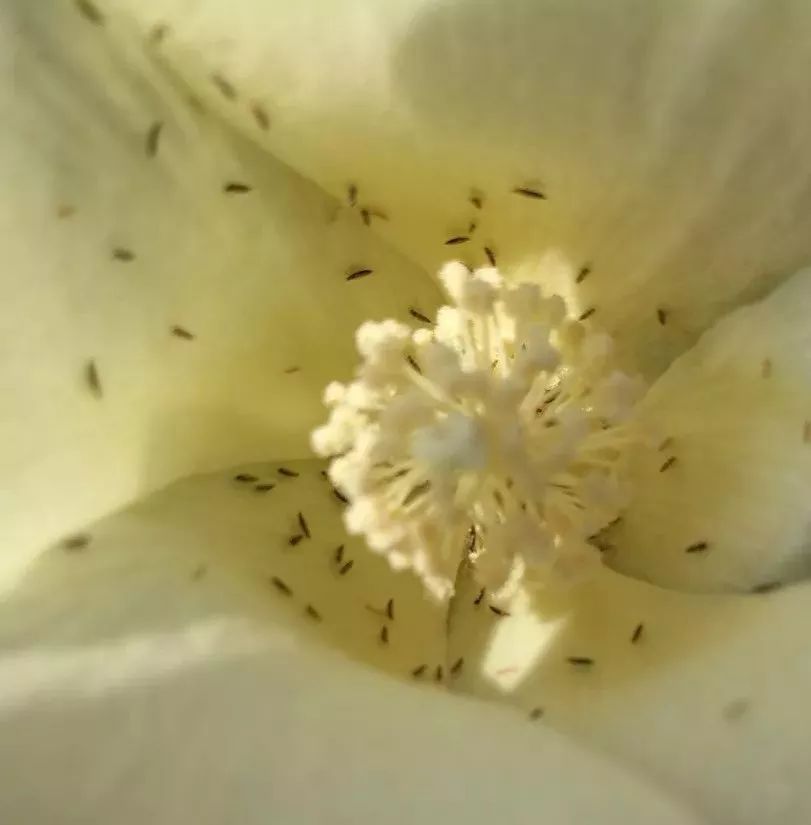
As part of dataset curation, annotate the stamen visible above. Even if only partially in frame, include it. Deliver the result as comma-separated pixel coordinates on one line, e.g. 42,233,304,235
312,262,648,600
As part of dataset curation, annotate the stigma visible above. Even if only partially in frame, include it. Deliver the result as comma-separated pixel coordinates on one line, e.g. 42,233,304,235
312,262,647,601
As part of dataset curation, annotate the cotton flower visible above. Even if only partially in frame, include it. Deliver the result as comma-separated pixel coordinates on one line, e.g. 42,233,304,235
4,2,811,824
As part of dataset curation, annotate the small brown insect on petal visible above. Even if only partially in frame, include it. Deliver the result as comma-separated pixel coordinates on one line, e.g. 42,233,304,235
409,308,432,324
254,483,275,493
171,325,195,340
334,545,345,564
473,588,485,606
149,23,169,45
488,605,510,617
402,481,431,507
85,359,103,398
752,581,782,594
297,512,311,539
346,268,373,281
685,541,709,554
211,73,237,100
288,535,304,547
450,657,464,677
434,665,444,682
406,355,422,374
359,206,389,226
305,604,322,622
347,184,358,206
75,0,104,24
512,186,546,200
379,625,389,645
112,247,135,262
339,560,354,576
62,534,91,552
284,366,301,375
576,265,591,284
567,656,594,667
578,307,596,321
224,182,252,194
234,473,258,483
657,308,668,326
484,246,497,267
467,221,478,235
250,102,271,131
145,122,163,158
723,698,751,722
528,707,544,721
270,576,292,596
470,192,484,210
659,456,677,473
332,486,349,504
631,623,644,644
411,664,427,678
385,598,395,621
278,467,300,478
445,235,470,246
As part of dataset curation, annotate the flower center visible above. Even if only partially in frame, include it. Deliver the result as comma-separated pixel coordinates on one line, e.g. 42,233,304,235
312,262,647,601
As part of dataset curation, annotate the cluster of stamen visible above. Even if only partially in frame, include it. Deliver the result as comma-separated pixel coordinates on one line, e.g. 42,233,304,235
312,262,646,601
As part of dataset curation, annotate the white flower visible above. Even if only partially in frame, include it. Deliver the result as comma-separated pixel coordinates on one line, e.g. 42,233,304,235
3,1,811,823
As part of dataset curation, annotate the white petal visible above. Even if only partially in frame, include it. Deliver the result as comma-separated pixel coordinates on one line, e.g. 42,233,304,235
116,0,811,376
608,264,811,593
449,565,811,825
1,460,448,695
0,463,697,825
1,1,440,580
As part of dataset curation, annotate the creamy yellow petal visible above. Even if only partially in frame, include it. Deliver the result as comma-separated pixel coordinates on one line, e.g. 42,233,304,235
1,1,439,580
116,0,811,375
449,565,811,825
0,466,697,825
608,265,811,593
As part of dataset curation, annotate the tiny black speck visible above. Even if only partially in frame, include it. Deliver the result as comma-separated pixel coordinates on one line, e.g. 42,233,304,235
409,308,432,324
567,656,594,667
512,186,546,200
62,534,91,552
75,0,104,24
270,576,292,596
145,122,163,158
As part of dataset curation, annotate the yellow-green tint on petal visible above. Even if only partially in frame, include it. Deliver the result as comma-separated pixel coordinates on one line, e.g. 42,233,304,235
116,0,811,378
1,461,448,682
1,1,440,582
448,566,811,825
608,265,811,593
